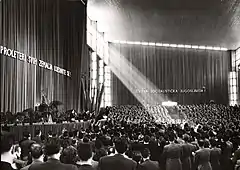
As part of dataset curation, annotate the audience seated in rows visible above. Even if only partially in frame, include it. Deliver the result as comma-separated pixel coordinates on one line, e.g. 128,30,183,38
1,104,240,170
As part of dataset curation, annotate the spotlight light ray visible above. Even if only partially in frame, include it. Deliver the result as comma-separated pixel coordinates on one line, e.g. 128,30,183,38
91,28,175,122
109,48,165,104
108,45,175,123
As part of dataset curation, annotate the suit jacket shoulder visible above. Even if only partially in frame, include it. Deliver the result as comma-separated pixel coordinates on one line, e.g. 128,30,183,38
29,159,78,170
99,154,137,170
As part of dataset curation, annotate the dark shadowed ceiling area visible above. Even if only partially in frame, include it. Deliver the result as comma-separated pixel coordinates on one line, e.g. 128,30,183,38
87,0,240,49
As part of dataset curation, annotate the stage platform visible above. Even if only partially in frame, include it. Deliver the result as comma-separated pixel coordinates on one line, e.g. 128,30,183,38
1,121,90,141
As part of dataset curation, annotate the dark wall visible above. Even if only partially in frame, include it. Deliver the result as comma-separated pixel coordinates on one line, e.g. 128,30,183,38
110,43,230,105
0,0,89,113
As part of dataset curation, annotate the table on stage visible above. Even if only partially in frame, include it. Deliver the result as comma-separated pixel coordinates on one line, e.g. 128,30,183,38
1,121,90,141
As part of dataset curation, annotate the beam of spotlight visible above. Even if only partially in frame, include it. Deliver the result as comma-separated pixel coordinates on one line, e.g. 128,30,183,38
108,45,174,123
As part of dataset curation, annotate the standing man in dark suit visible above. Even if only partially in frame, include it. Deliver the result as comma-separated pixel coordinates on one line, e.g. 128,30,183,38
0,131,15,170
139,148,160,170
210,139,221,170
162,133,183,170
181,134,195,170
194,140,212,170
19,132,36,161
221,136,233,170
32,130,42,144
21,143,44,170
98,137,137,170
76,142,96,170
29,138,78,170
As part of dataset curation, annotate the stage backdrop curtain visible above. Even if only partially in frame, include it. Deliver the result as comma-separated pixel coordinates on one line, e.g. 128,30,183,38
110,43,230,105
0,0,89,113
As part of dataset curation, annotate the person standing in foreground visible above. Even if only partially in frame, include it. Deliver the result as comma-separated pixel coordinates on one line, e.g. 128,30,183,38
139,148,160,170
209,139,221,170
29,138,78,170
181,134,195,170
98,137,137,170
0,131,15,170
76,142,96,170
162,133,183,170
194,140,212,170
21,143,44,170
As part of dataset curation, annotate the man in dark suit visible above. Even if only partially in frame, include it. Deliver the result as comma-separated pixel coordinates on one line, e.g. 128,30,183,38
32,130,42,144
220,136,233,170
19,131,36,161
130,135,144,152
194,140,212,170
233,145,240,168
98,137,137,170
181,134,195,170
162,132,183,170
139,148,160,170
29,138,78,170
76,142,96,170
210,139,221,170
0,131,15,170
21,143,43,170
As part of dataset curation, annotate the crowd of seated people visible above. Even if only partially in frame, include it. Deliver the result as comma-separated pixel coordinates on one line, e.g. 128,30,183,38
1,110,240,170
108,104,240,127
1,103,240,170
108,105,155,124
108,105,177,124
178,104,240,127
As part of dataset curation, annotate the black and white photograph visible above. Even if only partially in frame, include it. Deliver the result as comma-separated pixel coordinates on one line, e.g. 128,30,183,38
1,0,240,170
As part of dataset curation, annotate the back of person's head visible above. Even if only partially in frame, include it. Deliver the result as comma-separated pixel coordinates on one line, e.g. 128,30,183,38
63,131,69,138
78,132,84,139
86,129,91,134
44,138,61,156
1,131,14,154
69,131,74,138
60,146,77,164
144,135,150,143
48,131,53,137
90,133,96,140
198,140,205,147
77,142,92,161
95,139,103,150
35,129,41,136
133,135,138,141
168,132,176,142
23,131,31,139
177,130,183,138
114,137,128,154
83,137,90,143
73,130,78,137
183,134,190,142
141,148,150,159
30,143,43,159
204,139,210,148
210,139,218,147
223,135,229,142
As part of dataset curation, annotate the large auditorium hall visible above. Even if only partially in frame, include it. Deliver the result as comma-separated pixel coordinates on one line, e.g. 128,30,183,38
1,0,240,170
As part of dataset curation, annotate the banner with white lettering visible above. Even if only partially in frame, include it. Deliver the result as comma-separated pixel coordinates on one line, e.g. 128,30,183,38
0,45,71,77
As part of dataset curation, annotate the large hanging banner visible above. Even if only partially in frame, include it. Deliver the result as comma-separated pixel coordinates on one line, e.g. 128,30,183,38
0,45,71,77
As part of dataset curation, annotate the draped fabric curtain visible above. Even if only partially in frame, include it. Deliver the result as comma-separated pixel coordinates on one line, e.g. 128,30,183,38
0,0,89,113
110,43,230,105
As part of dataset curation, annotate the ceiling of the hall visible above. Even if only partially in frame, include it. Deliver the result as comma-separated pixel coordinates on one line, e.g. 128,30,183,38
87,0,240,49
